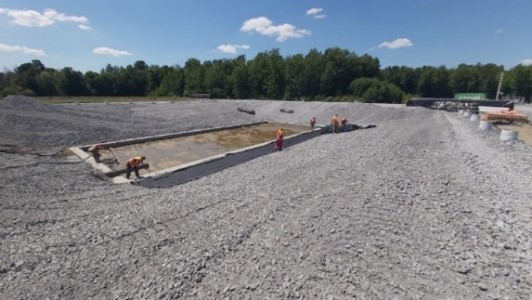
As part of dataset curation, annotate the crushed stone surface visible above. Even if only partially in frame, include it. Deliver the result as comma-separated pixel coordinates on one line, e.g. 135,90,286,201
1,96,531,299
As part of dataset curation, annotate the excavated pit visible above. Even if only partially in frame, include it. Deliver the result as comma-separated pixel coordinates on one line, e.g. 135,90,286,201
72,121,316,187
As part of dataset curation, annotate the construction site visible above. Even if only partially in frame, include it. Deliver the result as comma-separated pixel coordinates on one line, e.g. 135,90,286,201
1,96,531,299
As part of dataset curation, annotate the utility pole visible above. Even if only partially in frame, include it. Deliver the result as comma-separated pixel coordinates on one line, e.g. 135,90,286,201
496,72,504,100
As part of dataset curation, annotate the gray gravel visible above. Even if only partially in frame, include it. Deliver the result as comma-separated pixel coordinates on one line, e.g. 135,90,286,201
1,96,531,299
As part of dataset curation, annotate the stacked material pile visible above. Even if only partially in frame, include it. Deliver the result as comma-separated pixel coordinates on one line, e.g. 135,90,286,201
481,111,529,123
430,101,459,111
468,103,479,114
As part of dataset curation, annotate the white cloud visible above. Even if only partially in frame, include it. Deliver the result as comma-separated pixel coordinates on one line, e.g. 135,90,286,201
378,38,413,49
217,44,250,54
0,7,90,29
519,59,532,66
307,7,326,19
495,29,503,34
0,42,45,56
78,24,91,30
241,16,311,42
92,47,133,57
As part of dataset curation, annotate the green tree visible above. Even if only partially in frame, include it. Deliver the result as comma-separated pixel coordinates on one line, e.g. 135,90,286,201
510,64,532,102
450,64,479,94
204,59,235,98
478,64,504,99
265,49,285,99
0,70,15,95
248,52,270,98
126,60,149,96
86,70,115,96
358,54,381,78
284,54,305,100
417,66,451,98
14,60,45,95
146,65,175,96
349,77,403,103
36,70,59,96
156,67,184,96
231,56,250,99
381,66,417,95
302,48,324,99
321,48,349,97
183,58,204,96
58,67,88,96
319,47,364,98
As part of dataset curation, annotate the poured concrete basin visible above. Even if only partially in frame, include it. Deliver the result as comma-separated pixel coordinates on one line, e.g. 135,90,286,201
108,122,308,173
69,121,318,185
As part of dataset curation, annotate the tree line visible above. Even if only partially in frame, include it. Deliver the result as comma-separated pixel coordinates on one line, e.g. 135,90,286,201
1,47,531,103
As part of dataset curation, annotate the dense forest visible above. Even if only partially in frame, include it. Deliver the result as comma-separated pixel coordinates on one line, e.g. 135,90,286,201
1,47,531,103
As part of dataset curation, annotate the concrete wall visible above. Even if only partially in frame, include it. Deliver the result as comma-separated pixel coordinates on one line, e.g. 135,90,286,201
135,130,321,188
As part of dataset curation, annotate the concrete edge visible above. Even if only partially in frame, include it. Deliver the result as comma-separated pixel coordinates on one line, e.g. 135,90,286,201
78,121,268,150
69,146,113,173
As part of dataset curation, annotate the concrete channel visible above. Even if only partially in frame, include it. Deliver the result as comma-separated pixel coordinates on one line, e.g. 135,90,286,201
70,122,319,187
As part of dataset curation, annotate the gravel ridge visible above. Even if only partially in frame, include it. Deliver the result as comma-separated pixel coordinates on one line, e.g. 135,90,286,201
0,96,531,299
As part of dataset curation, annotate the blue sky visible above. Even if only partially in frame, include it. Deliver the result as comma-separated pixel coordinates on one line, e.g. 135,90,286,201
1,0,531,73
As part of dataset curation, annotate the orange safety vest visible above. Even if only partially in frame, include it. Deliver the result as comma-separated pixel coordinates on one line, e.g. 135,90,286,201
127,157,144,167
276,129,284,139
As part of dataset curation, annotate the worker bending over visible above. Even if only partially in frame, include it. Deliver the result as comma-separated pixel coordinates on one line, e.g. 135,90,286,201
340,117,348,131
88,144,103,162
126,156,146,179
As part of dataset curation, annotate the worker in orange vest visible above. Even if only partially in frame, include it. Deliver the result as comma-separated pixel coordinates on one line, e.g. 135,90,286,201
340,117,348,132
88,144,103,162
126,156,146,179
310,117,316,131
331,114,340,133
274,128,284,151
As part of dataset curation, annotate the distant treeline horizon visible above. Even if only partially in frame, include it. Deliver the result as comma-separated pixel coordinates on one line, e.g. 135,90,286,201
1,47,531,103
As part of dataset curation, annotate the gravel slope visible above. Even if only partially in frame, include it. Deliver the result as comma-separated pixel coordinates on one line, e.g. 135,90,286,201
1,96,531,299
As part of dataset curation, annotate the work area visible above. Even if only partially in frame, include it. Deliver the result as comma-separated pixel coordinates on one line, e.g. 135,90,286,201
1,96,531,299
